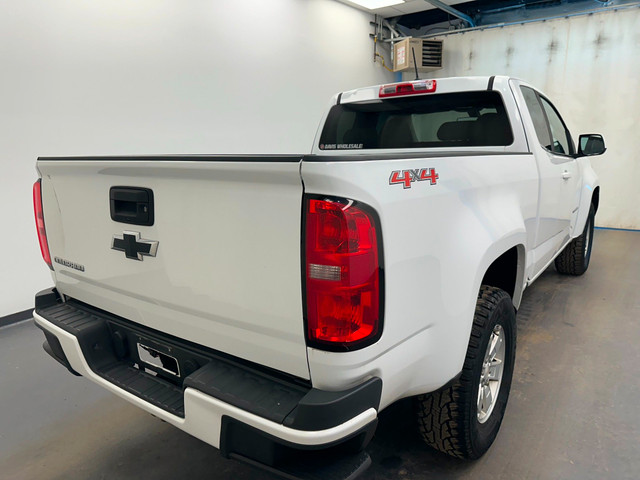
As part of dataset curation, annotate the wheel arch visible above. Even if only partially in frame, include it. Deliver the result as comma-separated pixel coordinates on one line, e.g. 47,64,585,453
592,186,600,213
574,162,600,236
479,243,526,310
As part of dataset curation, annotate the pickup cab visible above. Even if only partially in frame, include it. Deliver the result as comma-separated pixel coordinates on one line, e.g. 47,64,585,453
32,76,605,477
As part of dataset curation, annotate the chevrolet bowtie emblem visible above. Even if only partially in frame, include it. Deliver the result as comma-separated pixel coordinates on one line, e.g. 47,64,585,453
112,231,159,261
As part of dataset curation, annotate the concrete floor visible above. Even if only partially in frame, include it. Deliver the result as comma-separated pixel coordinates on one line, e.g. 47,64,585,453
1,229,639,480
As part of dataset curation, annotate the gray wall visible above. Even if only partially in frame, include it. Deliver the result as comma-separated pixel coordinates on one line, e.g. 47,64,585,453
0,0,394,316
411,8,640,230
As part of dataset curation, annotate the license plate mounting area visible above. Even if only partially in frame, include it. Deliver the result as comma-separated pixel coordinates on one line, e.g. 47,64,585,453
136,341,181,378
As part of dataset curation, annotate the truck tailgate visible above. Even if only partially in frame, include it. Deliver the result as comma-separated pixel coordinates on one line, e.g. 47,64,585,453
37,157,310,380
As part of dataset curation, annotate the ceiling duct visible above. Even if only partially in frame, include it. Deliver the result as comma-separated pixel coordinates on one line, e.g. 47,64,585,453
422,0,477,27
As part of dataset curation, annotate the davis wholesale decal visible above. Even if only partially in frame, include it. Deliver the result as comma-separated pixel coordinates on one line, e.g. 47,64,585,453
320,143,364,150
389,168,439,189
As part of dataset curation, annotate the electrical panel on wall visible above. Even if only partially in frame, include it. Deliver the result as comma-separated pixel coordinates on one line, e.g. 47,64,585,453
393,38,443,72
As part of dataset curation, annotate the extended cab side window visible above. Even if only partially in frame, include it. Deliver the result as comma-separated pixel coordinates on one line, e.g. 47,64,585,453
520,86,552,149
539,97,574,156
521,86,574,156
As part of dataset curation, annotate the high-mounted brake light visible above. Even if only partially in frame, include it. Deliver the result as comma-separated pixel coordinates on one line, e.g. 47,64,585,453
33,179,53,269
379,79,437,98
304,196,383,350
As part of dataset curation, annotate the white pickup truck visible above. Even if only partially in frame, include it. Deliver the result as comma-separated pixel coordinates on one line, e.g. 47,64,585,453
32,76,605,478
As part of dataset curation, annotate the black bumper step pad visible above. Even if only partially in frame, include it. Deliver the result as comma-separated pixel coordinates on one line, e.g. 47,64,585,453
101,363,185,417
184,361,307,424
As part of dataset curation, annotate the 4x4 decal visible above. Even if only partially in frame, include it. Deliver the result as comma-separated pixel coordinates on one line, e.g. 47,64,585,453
389,168,439,189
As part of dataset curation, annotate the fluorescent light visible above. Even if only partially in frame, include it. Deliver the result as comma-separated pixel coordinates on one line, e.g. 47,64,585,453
348,0,405,9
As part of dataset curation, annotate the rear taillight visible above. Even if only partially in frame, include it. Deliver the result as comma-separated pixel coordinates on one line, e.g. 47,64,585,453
304,196,383,350
33,179,53,269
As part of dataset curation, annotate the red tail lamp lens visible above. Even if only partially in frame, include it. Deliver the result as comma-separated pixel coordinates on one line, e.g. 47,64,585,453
33,179,53,269
305,197,382,349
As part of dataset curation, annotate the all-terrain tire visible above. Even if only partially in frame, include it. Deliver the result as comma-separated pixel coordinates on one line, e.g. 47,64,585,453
415,286,517,459
555,204,595,276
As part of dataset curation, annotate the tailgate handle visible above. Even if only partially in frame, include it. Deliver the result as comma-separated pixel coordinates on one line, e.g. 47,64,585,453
110,187,154,226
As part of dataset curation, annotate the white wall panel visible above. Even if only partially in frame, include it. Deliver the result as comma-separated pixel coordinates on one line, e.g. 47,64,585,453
412,8,640,229
0,0,393,316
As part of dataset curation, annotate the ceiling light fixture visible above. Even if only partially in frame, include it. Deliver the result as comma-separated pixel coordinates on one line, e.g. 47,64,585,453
348,0,405,10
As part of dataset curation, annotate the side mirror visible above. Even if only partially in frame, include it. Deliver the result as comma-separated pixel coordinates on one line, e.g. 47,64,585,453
576,134,606,158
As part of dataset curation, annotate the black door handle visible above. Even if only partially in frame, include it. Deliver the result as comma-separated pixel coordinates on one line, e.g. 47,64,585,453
110,187,154,226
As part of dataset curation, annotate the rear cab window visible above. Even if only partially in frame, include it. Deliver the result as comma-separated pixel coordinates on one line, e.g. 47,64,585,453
319,91,514,151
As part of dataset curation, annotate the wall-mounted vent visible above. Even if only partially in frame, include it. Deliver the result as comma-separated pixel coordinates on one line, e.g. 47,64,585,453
393,38,443,72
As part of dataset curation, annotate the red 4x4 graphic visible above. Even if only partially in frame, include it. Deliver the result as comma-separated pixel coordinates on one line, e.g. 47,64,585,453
389,168,439,189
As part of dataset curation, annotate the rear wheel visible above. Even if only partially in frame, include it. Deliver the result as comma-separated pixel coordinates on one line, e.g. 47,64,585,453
415,286,516,459
555,204,595,276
